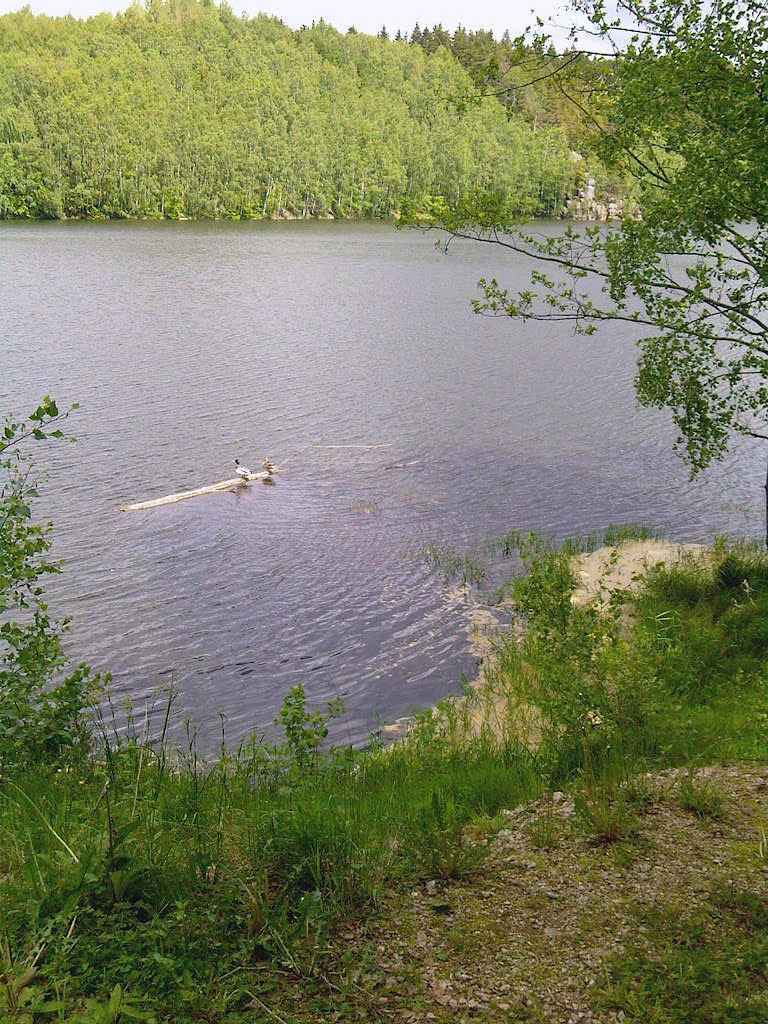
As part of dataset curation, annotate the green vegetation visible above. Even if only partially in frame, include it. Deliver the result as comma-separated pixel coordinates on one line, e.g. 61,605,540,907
0,692,540,1020
3,410,768,1019
677,769,726,820
3,1,767,1016
0,2,581,221
0,397,100,771
493,533,768,779
597,886,768,1023
406,22,595,140
422,523,659,598
432,0,768,523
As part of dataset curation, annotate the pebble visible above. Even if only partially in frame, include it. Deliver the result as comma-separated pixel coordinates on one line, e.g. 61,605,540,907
362,765,767,1024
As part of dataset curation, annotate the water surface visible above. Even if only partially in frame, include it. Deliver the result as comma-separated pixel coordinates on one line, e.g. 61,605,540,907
1,221,762,743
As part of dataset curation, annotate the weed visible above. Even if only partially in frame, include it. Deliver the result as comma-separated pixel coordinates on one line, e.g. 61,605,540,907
574,787,639,845
621,772,658,813
0,936,40,1017
678,771,726,819
409,790,487,880
595,885,768,1023
275,682,346,771
6,525,768,1020
574,742,641,845
421,542,487,586
526,797,561,849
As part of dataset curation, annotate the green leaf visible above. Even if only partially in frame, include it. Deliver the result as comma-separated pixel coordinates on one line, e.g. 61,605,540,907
119,1007,153,1021
115,819,141,846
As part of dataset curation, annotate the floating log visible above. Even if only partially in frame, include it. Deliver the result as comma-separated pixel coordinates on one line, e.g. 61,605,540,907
384,459,422,470
120,471,273,512
309,443,391,450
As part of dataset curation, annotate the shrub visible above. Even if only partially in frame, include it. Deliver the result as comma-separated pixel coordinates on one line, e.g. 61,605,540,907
0,399,101,769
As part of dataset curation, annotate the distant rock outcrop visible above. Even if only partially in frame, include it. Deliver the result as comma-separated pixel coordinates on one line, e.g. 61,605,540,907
563,154,634,221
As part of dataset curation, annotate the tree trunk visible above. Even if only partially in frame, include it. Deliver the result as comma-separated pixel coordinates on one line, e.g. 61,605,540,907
764,456,768,549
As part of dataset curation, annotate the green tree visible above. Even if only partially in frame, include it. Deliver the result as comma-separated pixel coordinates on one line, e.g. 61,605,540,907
0,398,100,766
0,1,580,221
435,0,768,536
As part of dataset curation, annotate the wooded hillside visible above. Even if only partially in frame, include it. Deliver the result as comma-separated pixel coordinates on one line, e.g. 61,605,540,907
0,1,581,219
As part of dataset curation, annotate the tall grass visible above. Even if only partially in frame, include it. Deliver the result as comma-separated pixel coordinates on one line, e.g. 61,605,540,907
0,687,540,1018
3,534,768,1019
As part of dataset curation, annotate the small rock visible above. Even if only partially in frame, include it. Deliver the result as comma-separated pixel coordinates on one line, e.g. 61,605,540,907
428,899,453,914
502,807,525,819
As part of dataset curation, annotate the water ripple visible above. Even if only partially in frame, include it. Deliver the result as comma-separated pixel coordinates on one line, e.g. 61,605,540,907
1,220,762,746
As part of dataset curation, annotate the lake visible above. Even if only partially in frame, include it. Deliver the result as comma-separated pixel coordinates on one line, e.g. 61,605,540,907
1,220,763,745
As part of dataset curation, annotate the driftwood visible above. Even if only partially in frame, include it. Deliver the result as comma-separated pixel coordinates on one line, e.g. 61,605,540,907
119,442,391,511
384,459,422,470
120,471,273,511
309,443,391,450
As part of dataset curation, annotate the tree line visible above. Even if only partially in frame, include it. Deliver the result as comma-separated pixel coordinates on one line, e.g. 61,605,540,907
0,0,587,220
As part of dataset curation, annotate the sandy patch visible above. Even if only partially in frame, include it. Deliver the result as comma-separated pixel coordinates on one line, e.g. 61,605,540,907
571,540,705,607
384,540,706,745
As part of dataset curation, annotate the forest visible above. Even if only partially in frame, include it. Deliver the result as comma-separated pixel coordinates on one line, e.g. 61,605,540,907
0,1,586,220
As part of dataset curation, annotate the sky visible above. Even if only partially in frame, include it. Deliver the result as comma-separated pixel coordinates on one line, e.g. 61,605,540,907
0,0,567,38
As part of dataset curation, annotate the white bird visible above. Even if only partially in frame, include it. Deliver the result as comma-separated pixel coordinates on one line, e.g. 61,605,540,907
234,458,252,481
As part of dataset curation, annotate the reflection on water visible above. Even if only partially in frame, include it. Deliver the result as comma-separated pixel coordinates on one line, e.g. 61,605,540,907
0,221,763,744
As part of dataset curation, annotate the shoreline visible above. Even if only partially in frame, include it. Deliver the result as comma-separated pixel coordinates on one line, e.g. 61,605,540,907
383,538,705,744
0,211,620,226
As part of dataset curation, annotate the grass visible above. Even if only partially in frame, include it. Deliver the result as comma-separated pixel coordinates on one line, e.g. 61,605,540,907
420,540,488,586
677,770,726,819
526,797,562,849
3,534,768,1020
0,701,541,1020
595,885,768,1023
493,522,662,559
